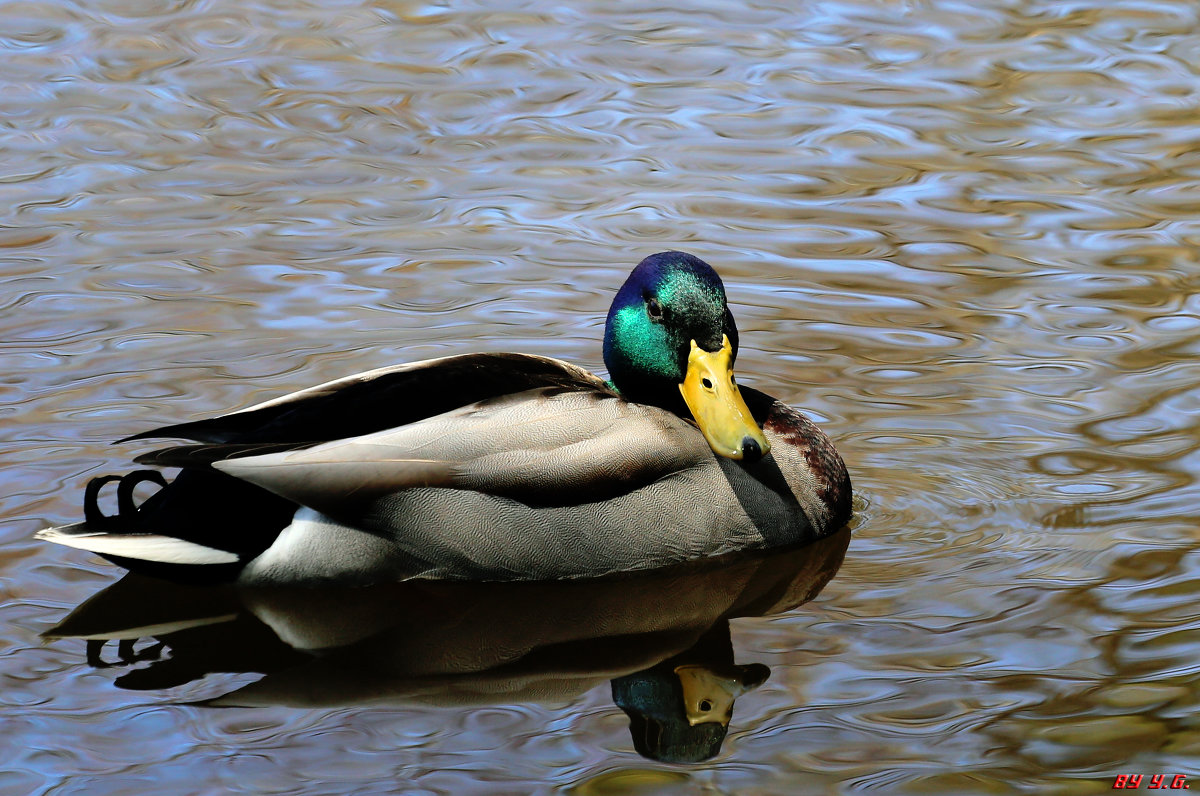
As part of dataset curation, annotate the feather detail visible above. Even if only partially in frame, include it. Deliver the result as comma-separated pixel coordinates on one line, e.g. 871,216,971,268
37,525,239,565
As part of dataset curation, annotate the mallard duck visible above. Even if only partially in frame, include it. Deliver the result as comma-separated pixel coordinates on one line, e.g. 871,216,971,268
38,252,851,584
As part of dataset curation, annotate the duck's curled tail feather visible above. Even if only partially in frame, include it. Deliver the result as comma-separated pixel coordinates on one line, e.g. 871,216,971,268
38,469,294,582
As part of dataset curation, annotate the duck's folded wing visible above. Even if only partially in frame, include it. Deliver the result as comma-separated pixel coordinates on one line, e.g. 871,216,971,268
213,389,709,517
122,353,610,445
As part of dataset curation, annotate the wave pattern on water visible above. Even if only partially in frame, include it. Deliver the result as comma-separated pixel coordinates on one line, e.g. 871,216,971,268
4,0,1200,792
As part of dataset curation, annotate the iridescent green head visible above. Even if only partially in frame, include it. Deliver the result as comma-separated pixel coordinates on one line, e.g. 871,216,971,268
602,252,769,461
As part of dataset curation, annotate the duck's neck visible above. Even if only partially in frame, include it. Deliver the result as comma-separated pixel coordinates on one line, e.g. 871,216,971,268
605,374,691,416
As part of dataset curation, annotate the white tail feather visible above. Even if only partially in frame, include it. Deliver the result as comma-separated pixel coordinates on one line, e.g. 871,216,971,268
36,527,239,565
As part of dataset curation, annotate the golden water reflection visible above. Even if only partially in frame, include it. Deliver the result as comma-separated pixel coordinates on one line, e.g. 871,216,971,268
4,0,1200,791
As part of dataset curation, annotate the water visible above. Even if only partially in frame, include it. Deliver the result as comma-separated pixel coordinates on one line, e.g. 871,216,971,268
4,0,1200,792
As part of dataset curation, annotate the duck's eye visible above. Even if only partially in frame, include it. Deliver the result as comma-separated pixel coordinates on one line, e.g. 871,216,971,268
702,377,713,390
647,298,662,319
699,699,714,712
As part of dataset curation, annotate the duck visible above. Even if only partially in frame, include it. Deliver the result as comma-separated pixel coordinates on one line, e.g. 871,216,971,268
38,251,851,585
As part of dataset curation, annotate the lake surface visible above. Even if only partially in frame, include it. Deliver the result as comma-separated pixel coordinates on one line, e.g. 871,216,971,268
5,0,1200,793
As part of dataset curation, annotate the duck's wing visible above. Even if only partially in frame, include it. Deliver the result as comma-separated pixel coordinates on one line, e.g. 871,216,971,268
121,353,610,445
212,388,709,519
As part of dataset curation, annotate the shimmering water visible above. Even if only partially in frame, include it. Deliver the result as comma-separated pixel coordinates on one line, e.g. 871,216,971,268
5,0,1200,792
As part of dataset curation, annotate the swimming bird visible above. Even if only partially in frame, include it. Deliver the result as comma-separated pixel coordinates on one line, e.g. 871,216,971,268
38,251,851,584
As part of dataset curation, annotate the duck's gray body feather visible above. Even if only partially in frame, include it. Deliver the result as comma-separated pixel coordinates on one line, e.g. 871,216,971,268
223,386,834,584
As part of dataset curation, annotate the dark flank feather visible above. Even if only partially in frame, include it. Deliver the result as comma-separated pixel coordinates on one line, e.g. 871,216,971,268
133,442,316,468
119,353,610,445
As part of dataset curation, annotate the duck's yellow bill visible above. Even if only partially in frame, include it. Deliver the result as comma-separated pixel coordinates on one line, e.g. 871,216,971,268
674,665,754,726
678,335,770,460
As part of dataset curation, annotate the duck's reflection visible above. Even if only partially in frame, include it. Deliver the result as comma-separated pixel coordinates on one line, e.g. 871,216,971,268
612,624,771,763
49,526,849,763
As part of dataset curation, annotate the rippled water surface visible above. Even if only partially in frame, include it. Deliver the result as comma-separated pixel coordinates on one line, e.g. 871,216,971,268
6,0,1200,793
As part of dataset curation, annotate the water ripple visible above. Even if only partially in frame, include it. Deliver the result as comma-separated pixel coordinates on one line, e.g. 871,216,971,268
5,0,1200,791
